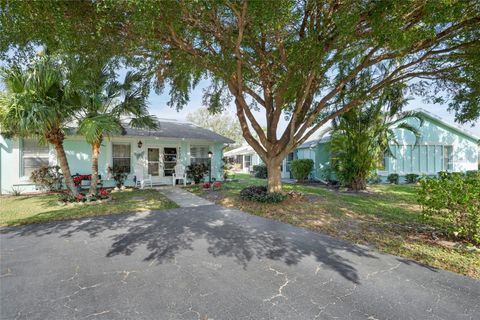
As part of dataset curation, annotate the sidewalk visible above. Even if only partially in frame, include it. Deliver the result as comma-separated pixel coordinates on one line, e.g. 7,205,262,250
156,186,214,207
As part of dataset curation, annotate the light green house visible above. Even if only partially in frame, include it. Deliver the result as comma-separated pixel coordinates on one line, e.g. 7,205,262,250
0,119,233,194
225,109,479,182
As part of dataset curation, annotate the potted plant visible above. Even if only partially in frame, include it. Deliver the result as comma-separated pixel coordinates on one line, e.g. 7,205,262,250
187,163,208,184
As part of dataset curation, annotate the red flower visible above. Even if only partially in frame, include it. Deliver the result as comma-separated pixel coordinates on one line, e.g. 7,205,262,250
203,182,211,189
213,181,222,188
99,188,109,197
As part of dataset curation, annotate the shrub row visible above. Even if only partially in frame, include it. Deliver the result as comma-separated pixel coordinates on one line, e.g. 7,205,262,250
417,171,480,245
239,185,286,203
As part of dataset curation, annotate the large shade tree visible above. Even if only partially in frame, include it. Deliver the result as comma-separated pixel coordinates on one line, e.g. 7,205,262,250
0,54,80,195
75,66,157,195
1,0,479,191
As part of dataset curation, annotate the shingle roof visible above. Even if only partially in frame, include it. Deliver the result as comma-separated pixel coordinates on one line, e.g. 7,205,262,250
121,119,235,143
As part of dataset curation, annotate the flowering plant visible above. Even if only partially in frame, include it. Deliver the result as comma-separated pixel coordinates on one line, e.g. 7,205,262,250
73,175,91,186
98,188,110,198
212,181,222,190
202,182,211,189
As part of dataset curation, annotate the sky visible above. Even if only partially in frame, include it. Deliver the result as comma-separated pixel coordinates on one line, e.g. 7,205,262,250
147,79,480,139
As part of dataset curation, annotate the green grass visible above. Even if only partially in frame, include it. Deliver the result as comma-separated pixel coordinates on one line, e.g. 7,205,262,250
0,189,178,226
188,173,480,279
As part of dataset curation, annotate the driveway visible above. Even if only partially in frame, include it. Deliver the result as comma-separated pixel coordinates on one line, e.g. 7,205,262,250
1,205,479,319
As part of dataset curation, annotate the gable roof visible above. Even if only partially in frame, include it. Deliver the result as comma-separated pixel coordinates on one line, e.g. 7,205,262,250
224,145,255,157
121,119,235,143
414,108,479,142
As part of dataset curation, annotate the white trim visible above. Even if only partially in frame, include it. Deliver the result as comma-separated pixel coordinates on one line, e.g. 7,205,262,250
111,141,133,174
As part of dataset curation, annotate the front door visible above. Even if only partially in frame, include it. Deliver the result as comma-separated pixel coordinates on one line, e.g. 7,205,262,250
147,148,160,177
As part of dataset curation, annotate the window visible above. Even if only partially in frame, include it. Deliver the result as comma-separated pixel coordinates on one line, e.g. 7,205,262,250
112,143,131,173
163,147,177,176
22,139,49,178
244,155,252,169
235,155,243,169
147,148,160,176
190,145,209,167
443,146,453,171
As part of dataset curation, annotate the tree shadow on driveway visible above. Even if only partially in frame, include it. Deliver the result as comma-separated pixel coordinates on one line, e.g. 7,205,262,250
1,205,379,284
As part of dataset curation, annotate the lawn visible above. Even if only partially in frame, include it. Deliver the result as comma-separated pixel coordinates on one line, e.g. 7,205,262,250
188,174,480,279
0,189,178,226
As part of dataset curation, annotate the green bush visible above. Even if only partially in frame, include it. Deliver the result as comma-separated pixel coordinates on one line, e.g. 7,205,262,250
368,172,382,184
187,163,209,184
405,173,419,184
252,164,268,179
387,173,399,184
239,185,286,203
417,173,480,244
290,159,314,181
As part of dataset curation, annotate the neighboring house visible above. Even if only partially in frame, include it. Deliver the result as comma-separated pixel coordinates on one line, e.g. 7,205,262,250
0,119,234,194
224,145,262,173
225,109,479,182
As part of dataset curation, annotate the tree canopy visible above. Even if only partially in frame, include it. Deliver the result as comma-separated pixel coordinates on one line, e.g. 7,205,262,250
186,107,244,149
1,0,479,190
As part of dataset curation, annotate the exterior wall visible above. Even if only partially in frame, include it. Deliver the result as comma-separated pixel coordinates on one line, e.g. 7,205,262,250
0,134,227,194
315,142,332,180
378,117,478,179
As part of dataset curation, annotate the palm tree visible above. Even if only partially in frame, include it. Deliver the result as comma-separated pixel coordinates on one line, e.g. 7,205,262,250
75,67,157,195
0,54,80,196
329,85,424,191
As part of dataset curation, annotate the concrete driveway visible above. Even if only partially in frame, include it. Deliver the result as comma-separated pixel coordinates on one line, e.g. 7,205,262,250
1,205,479,319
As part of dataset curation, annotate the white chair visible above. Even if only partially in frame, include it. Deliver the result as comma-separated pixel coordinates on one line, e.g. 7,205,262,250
136,173,153,189
172,163,187,186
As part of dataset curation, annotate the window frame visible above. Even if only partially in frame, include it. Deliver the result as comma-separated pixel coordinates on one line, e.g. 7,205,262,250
20,138,50,180
112,142,132,174
190,145,210,167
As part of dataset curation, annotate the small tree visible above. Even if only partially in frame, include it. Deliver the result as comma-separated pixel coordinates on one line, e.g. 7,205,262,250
290,159,314,182
330,84,423,191
0,54,79,196
75,66,157,195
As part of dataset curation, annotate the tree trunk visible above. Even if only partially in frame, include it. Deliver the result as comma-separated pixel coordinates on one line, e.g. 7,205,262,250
89,142,101,195
350,177,367,192
266,159,282,192
51,140,79,196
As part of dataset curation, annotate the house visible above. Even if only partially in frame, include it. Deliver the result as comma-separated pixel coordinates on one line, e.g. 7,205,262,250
0,119,234,194
225,109,479,182
224,145,262,173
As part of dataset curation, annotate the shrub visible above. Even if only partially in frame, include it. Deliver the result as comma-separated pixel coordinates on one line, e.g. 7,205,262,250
112,171,127,188
417,173,480,244
10,187,23,196
240,185,267,200
405,173,419,184
203,182,211,189
387,173,399,184
239,185,286,203
30,165,63,191
290,159,314,181
368,172,382,184
222,157,235,180
252,164,268,179
187,163,208,184
212,181,222,190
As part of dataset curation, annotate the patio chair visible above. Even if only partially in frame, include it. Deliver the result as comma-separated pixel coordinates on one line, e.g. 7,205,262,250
136,173,153,189
172,163,187,186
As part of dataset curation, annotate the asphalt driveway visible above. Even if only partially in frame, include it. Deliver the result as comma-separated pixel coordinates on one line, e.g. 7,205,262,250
1,205,479,319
